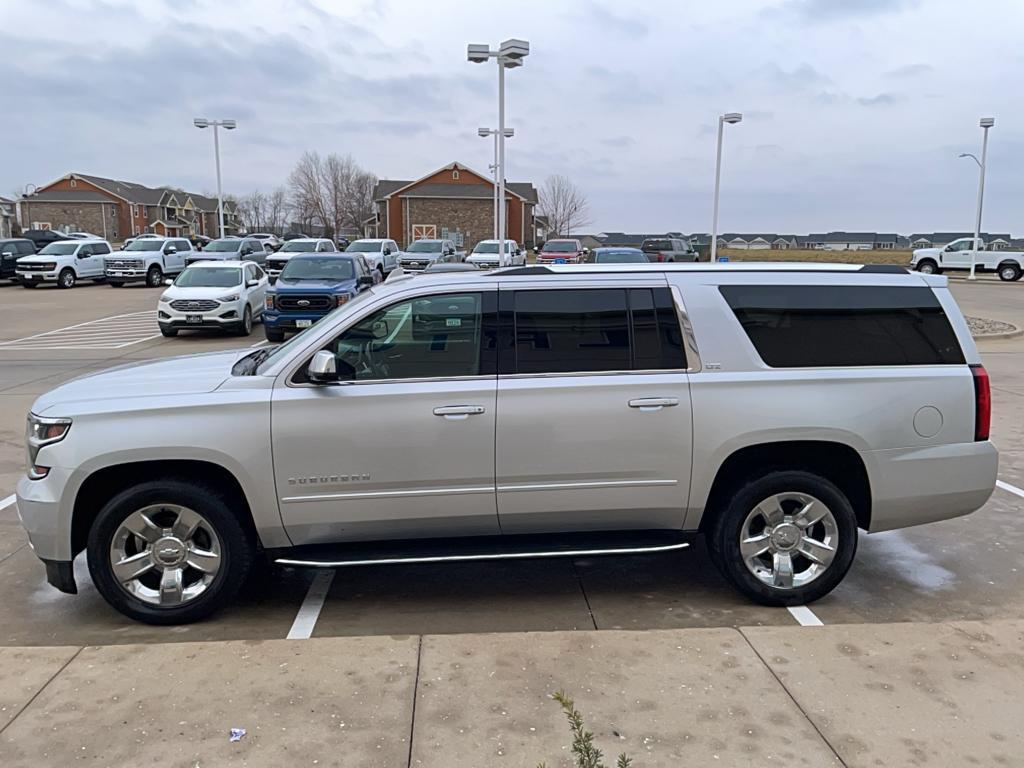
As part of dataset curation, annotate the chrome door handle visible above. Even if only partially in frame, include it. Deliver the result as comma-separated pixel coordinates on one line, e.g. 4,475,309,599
628,397,679,411
433,405,485,420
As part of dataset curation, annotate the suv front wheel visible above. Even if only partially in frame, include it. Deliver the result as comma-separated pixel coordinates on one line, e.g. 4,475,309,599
87,479,254,624
707,470,857,606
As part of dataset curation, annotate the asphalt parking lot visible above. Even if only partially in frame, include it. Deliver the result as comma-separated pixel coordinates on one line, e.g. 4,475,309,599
0,276,1022,648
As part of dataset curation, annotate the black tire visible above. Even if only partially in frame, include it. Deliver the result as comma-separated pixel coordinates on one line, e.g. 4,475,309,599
915,259,940,275
997,263,1022,282
86,478,254,624
265,327,285,342
146,264,163,287
235,305,253,336
160,326,178,337
58,268,76,289
706,470,858,606
109,281,125,288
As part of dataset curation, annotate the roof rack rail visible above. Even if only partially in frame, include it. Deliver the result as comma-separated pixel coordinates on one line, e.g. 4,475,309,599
497,266,553,275
859,264,908,274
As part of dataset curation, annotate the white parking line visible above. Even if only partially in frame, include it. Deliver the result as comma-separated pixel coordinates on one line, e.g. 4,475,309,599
0,494,15,512
787,605,824,626
286,570,335,640
0,311,161,350
249,339,270,348
996,479,1024,499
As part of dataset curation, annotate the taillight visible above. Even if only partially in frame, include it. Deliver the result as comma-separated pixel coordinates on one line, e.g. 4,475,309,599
970,363,991,441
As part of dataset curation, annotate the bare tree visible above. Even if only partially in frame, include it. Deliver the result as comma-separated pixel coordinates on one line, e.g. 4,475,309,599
288,151,332,236
538,174,591,237
238,190,268,232
266,186,291,234
287,152,377,238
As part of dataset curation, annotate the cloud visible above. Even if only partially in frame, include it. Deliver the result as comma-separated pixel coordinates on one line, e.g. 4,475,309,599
856,92,903,106
765,0,920,23
600,136,635,148
884,63,933,78
580,1,649,37
761,63,831,90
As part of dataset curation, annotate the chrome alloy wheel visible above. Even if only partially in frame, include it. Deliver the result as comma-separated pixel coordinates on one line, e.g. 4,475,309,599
110,504,222,606
740,492,838,589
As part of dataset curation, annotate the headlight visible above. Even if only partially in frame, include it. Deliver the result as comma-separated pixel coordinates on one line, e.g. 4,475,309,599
218,294,240,302
335,294,351,307
26,413,72,479
159,293,173,303
265,295,275,310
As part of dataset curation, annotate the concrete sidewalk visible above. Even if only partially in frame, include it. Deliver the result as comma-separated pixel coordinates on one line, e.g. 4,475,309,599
1,620,1022,767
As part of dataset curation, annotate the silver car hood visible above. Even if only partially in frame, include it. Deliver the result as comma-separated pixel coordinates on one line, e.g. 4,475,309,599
32,349,248,415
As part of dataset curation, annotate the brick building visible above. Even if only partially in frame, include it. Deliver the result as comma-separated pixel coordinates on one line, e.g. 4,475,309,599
371,162,537,250
19,173,240,242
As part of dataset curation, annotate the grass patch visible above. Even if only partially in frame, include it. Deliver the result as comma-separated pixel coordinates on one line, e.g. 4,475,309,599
717,248,913,265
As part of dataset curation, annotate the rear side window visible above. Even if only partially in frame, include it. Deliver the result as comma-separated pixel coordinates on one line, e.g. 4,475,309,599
642,239,672,252
511,288,685,374
720,285,965,367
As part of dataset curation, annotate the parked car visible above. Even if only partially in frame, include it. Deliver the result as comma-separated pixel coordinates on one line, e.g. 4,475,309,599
15,238,113,288
590,247,649,264
105,236,197,287
281,232,310,241
121,233,161,250
398,239,462,270
345,238,401,276
189,234,212,251
185,237,266,267
263,252,375,341
0,238,36,281
911,237,1024,282
157,260,269,338
246,233,283,252
22,229,73,253
537,238,585,264
640,237,700,263
66,231,104,240
12,262,998,623
336,237,351,250
266,238,337,278
466,239,525,269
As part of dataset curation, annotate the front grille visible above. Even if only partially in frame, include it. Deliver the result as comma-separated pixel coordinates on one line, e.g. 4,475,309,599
16,263,53,271
277,294,333,311
105,258,144,270
400,259,432,270
170,299,219,312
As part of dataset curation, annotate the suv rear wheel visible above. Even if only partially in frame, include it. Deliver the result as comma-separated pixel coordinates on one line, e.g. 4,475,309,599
87,479,254,624
998,262,1022,282
707,470,857,606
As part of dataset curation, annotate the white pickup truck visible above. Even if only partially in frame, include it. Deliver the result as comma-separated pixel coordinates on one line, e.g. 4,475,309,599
911,237,1023,282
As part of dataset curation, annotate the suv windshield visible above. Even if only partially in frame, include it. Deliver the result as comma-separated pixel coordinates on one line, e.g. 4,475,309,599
542,241,578,253
174,267,242,287
280,256,355,281
280,241,318,253
407,241,442,253
204,239,243,252
346,242,381,252
472,243,512,254
641,240,673,252
595,249,648,263
39,243,79,255
124,240,165,252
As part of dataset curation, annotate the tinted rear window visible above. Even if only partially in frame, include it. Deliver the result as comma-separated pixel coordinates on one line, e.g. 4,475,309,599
642,240,672,252
720,285,965,367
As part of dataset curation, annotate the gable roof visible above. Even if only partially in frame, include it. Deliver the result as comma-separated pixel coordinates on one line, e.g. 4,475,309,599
22,189,114,204
374,162,536,203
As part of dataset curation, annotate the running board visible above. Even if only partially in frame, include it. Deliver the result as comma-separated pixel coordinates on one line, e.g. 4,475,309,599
272,531,691,569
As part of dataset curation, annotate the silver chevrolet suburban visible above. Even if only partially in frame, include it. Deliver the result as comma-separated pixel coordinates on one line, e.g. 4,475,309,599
16,263,998,624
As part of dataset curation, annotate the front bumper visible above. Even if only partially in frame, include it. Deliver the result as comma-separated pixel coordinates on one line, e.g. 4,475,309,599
104,268,148,282
537,256,580,265
263,310,329,331
158,300,246,329
16,270,58,283
398,260,436,271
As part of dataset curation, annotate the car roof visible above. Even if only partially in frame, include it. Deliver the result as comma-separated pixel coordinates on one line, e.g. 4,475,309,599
290,251,354,259
285,237,330,243
185,259,250,268
352,238,387,242
593,246,642,251
474,239,516,244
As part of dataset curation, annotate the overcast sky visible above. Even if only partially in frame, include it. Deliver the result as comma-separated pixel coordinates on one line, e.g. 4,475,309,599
2,0,1022,234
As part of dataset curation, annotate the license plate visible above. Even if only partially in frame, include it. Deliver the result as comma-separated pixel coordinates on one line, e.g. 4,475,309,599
295,319,313,328
109,271,125,277
186,315,203,324
554,258,566,264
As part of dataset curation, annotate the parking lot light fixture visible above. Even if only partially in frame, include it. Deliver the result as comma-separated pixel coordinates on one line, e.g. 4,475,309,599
193,117,237,239
479,127,515,240
468,39,529,266
710,112,742,264
963,117,994,280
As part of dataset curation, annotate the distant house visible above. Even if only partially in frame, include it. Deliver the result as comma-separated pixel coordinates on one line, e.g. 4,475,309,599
797,232,905,251
19,173,241,242
714,234,798,250
0,196,15,238
908,232,1012,250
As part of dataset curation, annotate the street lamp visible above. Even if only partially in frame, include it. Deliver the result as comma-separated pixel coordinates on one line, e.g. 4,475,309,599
710,112,742,264
959,117,994,280
478,127,515,240
468,38,529,266
193,117,237,239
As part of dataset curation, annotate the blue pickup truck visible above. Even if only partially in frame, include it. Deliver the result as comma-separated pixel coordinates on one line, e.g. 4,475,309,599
263,253,375,341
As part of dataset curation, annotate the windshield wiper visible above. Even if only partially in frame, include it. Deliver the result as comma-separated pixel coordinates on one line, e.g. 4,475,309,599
231,347,275,376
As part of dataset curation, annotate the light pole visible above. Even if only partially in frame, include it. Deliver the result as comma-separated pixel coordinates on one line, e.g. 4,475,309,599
468,39,529,267
193,117,237,239
478,127,515,240
710,112,742,264
959,117,994,280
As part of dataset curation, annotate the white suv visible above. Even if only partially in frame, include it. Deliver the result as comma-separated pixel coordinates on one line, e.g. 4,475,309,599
105,236,196,287
15,263,997,623
265,238,336,277
157,260,268,337
466,239,525,268
345,238,401,276
15,238,113,289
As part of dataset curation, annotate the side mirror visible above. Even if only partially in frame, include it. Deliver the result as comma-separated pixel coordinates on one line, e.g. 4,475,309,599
163,278,173,286
246,279,259,288
165,246,177,254
384,247,391,255
358,275,374,287
308,350,338,383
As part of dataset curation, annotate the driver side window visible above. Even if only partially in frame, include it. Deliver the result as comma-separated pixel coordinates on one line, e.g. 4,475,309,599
326,292,486,381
